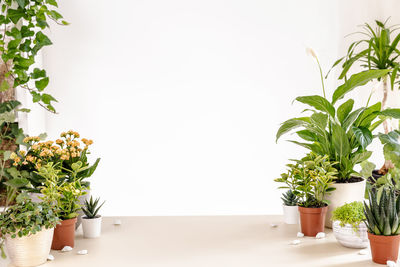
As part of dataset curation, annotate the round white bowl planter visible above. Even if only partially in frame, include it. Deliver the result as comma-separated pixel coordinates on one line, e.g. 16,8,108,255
6,228,54,267
325,179,366,228
82,216,102,238
282,205,299,224
332,220,368,248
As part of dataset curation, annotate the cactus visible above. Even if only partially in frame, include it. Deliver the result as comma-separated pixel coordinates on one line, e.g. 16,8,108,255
364,187,400,236
82,196,105,219
281,190,298,206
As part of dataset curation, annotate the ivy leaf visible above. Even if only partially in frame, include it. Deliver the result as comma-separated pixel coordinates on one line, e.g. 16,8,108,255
0,80,9,92
46,0,59,7
7,9,25,24
35,77,49,91
41,93,57,104
32,68,46,79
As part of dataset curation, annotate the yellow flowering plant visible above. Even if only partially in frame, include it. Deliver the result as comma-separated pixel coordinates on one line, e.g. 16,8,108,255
8,130,100,192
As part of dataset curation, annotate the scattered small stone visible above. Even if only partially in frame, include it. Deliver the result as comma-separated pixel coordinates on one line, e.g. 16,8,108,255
290,239,301,245
315,232,326,239
114,219,122,225
47,254,54,261
270,223,278,228
358,249,368,255
387,260,397,267
297,232,304,238
61,246,73,252
77,250,88,255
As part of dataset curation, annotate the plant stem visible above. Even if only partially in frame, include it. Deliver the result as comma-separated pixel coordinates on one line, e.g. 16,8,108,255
315,57,326,98
382,75,389,134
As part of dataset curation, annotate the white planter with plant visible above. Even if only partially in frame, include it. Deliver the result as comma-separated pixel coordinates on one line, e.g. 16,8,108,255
331,201,368,249
0,194,59,267
281,190,299,224
82,196,105,238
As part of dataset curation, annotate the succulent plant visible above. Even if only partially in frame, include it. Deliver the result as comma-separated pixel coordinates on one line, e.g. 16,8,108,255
281,190,298,206
364,187,400,236
82,196,105,219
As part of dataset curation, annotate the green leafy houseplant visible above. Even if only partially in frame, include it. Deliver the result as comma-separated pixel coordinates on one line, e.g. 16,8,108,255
276,50,400,182
37,162,85,220
0,193,59,258
330,19,400,173
281,190,298,206
82,196,105,219
332,201,366,231
278,153,337,208
0,0,68,112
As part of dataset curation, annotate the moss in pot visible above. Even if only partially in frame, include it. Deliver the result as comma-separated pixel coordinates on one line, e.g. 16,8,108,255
82,196,105,238
331,201,368,248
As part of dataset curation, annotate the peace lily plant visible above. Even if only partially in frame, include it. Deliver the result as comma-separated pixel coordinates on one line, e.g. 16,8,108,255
276,48,400,226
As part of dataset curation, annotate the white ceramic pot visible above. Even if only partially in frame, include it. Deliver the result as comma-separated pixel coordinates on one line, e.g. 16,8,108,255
82,216,102,238
332,220,368,248
282,205,299,224
5,228,54,267
76,189,91,229
325,179,366,228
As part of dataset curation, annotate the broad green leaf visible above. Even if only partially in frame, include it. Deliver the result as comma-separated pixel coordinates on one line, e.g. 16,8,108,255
35,77,49,91
337,99,354,124
380,108,400,119
276,117,310,142
332,69,391,104
296,130,317,142
331,122,350,159
7,9,25,24
352,126,373,149
15,0,25,8
342,108,365,132
296,95,335,117
352,151,373,165
310,112,328,131
4,178,29,188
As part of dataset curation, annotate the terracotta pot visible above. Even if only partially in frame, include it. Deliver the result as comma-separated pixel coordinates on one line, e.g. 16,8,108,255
298,206,328,237
368,232,400,264
325,179,365,228
51,217,77,250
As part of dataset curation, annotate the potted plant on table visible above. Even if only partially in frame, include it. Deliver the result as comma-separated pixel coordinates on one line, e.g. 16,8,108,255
276,49,400,227
0,193,59,267
331,201,368,248
10,130,100,228
275,164,301,224
364,187,400,264
284,153,336,236
82,196,105,238
37,162,84,250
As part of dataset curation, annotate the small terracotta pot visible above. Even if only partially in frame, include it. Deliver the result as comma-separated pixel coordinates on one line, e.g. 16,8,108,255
368,232,400,264
298,206,328,237
51,217,77,250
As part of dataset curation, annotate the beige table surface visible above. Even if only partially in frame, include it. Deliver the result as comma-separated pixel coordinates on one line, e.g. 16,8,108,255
0,216,388,267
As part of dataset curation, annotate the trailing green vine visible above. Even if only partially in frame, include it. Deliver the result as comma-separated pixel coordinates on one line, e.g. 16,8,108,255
0,0,67,112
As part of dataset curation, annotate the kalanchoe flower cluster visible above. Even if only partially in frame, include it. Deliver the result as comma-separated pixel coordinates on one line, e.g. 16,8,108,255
10,130,93,170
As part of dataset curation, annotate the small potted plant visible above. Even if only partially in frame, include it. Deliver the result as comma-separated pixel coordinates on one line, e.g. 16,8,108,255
0,194,59,267
38,162,84,250
275,167,301,224
291,153,336,236
82,196,105,238
364,187,400,264
331,201,368,248
280,190,299,224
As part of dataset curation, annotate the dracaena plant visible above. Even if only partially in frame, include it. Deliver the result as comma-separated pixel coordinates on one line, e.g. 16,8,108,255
364,187,400,236
329,19,400,172
276,49,400,181
277,153,337,208
0,0,68,112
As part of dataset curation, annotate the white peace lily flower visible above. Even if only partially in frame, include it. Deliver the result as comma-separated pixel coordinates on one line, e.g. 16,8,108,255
306,47,318,60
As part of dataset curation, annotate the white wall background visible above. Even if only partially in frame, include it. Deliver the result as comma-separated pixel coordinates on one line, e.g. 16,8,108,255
37,0,400,216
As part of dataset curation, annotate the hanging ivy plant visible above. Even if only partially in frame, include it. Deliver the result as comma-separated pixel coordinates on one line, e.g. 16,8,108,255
0,0,67,112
